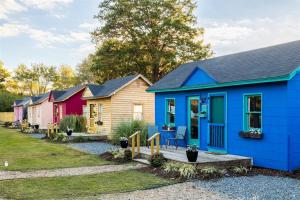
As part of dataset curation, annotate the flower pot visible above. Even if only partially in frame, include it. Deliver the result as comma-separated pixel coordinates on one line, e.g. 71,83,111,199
66,130,73,136
34,125,39,130
186,151,198,162
120,140,128,148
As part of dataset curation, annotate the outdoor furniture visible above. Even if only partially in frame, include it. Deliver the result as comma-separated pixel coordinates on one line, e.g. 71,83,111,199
147,125,158,148
166,126,186,149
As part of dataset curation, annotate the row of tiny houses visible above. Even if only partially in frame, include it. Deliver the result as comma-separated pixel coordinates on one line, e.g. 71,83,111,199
147,41,300,172
12,41,300,172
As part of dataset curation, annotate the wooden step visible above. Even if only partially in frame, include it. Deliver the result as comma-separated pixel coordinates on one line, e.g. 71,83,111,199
133,158,150,165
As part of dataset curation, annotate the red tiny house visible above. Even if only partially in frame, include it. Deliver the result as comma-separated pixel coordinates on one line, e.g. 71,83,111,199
49,85,87,124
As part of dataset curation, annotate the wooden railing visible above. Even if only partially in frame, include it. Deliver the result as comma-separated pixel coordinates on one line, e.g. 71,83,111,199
129,131,140,159
148,132,160,156
47,123,59,138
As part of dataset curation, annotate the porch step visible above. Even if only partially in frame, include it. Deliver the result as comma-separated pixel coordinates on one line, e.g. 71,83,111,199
133,158,150,165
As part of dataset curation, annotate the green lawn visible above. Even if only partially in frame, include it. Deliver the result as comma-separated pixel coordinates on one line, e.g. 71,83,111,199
0,170,172,200
0,127,110,171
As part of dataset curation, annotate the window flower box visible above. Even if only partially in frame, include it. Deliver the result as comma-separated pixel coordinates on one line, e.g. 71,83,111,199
239,131,263,139
162,124,176,131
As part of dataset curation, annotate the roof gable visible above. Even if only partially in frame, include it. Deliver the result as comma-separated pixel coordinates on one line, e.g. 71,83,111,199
84,74,152,99
148,40,300,91
53,85,85,102
182,68,216,87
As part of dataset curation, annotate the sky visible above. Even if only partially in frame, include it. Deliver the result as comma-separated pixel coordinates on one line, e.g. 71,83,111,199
1,0,300,71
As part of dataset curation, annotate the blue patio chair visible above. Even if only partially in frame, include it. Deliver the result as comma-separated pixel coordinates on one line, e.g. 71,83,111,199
166,126,186,150
147,125,158,148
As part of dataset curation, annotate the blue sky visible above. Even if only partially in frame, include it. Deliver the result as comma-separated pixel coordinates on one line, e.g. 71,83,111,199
1,0,300,71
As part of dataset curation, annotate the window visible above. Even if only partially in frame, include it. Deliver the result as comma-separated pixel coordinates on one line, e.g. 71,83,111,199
83,105,88,119
133,104,143,120
98,104,103,121
244,94,262,131
165,99,175,126
59,105,63,120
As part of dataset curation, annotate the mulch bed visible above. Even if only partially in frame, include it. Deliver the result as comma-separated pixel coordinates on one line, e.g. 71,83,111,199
250,167,300,179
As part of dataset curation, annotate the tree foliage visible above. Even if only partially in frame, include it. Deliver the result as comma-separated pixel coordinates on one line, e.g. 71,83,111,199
0,61,10,88
0,89,23,112
91,0,212,83
76,54,98,84
53,65,76,89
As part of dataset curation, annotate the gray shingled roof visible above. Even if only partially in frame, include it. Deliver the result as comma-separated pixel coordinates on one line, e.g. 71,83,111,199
53,85,85,102
30,92,50,105
148,40,300,91
14,97,31,107
85,75,139,99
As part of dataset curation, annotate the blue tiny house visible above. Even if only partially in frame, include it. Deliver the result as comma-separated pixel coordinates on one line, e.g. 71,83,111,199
148,41,300,171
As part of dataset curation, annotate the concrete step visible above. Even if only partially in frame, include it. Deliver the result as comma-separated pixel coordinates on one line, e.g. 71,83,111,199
133,158,150,165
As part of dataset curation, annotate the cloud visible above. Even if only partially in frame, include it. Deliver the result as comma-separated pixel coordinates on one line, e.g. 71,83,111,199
0,22,91,48
0,0,26,19
202,16,300,56
21,0,73,10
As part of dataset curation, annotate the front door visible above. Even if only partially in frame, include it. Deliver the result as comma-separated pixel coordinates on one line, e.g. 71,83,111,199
187,96,200,146
208,93,227,153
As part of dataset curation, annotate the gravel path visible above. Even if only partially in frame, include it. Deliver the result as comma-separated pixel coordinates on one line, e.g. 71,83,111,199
90,175,300,200
0,164,144,180
67,142,118,154
28,133,45,139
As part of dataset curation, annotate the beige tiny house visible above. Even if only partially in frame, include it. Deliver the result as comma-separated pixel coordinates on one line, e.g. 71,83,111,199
82,74,154,136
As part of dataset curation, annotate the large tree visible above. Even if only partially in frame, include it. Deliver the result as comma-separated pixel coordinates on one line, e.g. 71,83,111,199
92,0,212,82
54,65,76,89
76,54,99,84
0,60,10,88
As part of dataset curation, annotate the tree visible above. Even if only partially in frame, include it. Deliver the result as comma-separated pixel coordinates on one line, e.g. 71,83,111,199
92,0,212,82
0,60,10,88
76,54,98,84
0,89,23,112
14,64,37,95
54,65,76,89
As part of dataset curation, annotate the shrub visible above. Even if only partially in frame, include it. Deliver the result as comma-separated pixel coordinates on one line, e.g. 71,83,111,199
200,166,219,174
179,164,197,178
232,166,249,175
53,133,68,143
111,149,132,162
4,122,12,127
59,115,87,133
112,120,147,146
163,162,182,173
148,153,167,168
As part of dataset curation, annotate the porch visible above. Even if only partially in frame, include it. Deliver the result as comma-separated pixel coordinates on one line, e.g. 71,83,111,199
135,146,252,168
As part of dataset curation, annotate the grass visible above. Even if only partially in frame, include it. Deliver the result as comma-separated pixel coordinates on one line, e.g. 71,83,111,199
0,126,110,171
0,170,172,200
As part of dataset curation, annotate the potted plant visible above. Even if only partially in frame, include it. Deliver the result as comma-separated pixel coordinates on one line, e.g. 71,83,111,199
239,129,263,139
66,126,73,136
186,145,198,162
96,120,103,126
120,137,128,148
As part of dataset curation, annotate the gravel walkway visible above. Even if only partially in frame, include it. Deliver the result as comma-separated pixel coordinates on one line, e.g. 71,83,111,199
67,142,118,154
28,133,45,139
91,175,300,200
0,164,144,180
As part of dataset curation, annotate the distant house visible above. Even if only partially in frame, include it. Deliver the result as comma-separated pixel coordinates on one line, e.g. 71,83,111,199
13,97,30,123
49,85,87,124
148,41,300,172
82,74,154,136
27,93,52,129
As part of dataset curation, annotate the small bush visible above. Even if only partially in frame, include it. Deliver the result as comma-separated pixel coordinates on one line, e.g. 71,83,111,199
148,153,167,168
4,122,12,127
179,164,197,179
111,149,132,163
232,166,249,175
53,133,68,143
112,120,147,146
163,162,182,173
200,166,219,174
59,115,87,133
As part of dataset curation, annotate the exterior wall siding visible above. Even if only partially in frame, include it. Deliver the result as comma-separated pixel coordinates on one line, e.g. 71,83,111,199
287,73,300,171
155,82,289,171
111,78,155,132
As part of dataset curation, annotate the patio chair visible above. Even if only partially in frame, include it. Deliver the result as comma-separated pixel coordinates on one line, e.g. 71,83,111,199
147,125,158,148
166,126,186,150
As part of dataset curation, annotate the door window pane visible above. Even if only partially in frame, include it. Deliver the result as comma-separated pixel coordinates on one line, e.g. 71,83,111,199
190,99,199,139
166,99,175,126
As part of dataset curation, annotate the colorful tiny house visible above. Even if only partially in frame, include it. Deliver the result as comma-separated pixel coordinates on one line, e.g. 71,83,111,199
27,92,53,129
148,41,300,172
13,97,30,123
82,74,154,136
49,85,87,124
